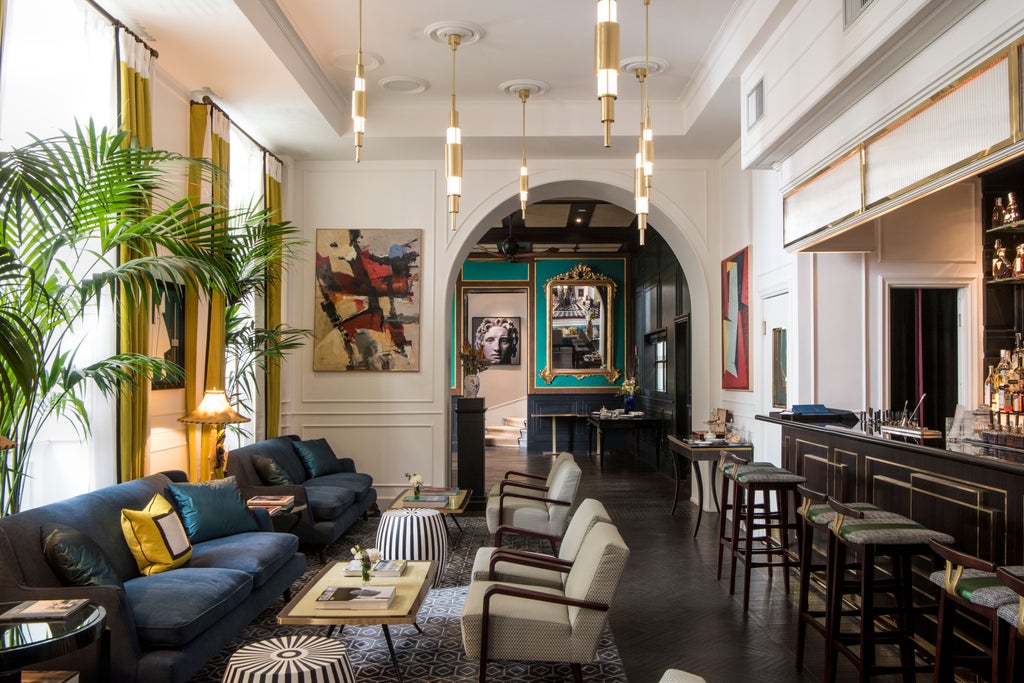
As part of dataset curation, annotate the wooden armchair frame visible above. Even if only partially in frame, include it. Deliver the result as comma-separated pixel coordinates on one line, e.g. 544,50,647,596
494,491,572,553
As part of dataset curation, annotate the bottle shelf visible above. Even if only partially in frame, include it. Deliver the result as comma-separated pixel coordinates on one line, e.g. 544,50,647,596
985,276,1024,285
987,218,1024,233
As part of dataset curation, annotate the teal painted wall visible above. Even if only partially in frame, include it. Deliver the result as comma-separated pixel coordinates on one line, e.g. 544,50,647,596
454,258,626,392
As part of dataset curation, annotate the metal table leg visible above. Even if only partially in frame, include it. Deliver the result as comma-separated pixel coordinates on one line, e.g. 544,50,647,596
381,624,403,682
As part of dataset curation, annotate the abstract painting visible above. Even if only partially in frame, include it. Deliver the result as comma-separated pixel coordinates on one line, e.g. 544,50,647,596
151,281,185,390
772,327,787,407
722,246,751,390
313,228,421,371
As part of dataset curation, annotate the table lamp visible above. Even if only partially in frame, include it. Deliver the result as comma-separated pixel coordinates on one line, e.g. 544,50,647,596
179,390,250,476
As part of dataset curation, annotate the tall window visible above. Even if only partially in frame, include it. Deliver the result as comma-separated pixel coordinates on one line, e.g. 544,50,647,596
652,333,667,393
0,0,119,508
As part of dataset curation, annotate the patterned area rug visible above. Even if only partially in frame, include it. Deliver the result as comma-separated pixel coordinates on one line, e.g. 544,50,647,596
192,513,627,682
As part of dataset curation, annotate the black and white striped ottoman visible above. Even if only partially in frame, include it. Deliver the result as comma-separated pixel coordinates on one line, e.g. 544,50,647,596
375,508,448,588
223,634,356,682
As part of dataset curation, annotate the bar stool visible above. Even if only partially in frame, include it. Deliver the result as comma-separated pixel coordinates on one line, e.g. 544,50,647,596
995,566,1024,682
715,456,775,582
721,453,806,611
795,486,902,672
825,499,953,682
928,540,1024,683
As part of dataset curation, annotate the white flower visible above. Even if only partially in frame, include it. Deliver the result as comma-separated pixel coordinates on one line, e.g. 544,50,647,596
350,547,358,557
405,472,423,487
367,548,381,562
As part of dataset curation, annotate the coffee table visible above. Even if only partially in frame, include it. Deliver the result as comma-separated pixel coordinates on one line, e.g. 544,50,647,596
278,560,437,682
387,488,471,535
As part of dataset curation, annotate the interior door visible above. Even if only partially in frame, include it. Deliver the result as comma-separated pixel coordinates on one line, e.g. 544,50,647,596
674,316,690,436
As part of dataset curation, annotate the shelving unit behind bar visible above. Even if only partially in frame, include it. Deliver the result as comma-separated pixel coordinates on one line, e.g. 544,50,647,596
982,156,1024,370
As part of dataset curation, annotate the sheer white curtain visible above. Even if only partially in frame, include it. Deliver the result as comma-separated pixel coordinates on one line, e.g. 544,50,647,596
226,126,265,448
0,0,118,508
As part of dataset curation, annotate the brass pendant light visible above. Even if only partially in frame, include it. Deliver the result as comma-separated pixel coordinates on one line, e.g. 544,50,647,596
352,0,366,162
595,0,620,148
445,33,463,231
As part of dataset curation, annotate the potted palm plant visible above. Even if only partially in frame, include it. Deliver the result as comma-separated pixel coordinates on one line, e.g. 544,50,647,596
0,121,294,514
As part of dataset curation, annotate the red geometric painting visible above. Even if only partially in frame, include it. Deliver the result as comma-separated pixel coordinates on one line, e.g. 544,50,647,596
722,246,751,390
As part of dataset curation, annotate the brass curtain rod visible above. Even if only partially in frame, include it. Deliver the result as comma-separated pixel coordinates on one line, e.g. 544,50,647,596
85,0,159,59
196,95,284,167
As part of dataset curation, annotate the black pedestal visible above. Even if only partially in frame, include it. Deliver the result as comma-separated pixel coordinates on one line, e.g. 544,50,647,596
455,397,486,511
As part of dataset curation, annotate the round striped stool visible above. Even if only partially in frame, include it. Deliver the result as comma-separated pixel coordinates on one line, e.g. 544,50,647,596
223,634,356,682
375,508,449,588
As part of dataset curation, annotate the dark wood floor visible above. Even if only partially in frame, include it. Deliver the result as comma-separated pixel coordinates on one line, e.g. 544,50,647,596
479,445,930,683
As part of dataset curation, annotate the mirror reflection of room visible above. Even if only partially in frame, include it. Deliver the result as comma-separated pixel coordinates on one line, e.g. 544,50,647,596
551,285,603,369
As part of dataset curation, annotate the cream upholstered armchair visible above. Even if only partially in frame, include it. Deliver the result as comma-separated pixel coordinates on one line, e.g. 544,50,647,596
486,451,574,499
461,521,630,683
471,498,611,588
485,456,582,551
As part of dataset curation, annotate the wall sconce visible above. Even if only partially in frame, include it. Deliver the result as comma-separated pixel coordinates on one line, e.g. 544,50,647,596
179,390,250,475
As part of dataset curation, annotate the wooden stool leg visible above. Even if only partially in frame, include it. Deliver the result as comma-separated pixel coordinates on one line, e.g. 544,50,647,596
795,517,814,672
826,533,845,683
729,483,744,595
895,554,915,683
741,484,756,611
933,590,954,683
859,545,876,683
716,469,733,580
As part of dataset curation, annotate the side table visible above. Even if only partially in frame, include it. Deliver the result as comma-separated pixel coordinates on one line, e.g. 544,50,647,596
666,435,753,535
0,602,106,683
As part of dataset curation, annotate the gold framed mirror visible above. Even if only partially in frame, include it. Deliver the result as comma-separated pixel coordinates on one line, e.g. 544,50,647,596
539,264,619,383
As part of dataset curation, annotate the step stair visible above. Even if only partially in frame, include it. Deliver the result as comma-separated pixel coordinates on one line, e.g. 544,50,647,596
485,416,527,448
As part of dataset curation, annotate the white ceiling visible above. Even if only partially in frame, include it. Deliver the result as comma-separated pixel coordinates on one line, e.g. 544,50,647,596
100,0,766,163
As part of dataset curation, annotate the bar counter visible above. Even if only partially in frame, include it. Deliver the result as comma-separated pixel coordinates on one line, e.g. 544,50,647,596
756,412,1024,564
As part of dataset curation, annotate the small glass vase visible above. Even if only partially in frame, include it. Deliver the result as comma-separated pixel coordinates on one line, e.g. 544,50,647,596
623,394,635,412
464,374,480,398
413,486,421,499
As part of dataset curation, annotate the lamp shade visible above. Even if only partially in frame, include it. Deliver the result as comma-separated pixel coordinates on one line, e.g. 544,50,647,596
0,435,15,451
179,390,250,425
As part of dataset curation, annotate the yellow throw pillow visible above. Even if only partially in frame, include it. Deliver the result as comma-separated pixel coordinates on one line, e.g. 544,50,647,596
121,493,192,575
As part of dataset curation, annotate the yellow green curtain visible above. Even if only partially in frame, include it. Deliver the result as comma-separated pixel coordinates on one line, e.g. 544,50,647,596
116,30,154,482
184,103,231,481
263,156,283,438
185,103,208,482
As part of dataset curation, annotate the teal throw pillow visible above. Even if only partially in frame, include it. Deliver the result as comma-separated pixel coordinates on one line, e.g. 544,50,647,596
167,476,259,543
293,438,343,478
253,455,293,486
42,523,123,587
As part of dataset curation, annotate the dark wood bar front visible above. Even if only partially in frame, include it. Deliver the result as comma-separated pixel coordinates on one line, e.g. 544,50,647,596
756,413,1024,565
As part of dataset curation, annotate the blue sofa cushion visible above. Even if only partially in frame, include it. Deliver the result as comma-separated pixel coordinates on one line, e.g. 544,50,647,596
252,455,293,486
41,523,122,587
167,477,259,543
124,567,253,647
304,485,356,520
187,531,299,588
293,438,343,478
304,472,374,499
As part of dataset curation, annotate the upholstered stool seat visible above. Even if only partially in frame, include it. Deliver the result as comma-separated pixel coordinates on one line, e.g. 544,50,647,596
715,459,778,582
375,508,448,588
223,634,356,682
825,500,954,682
795,487,903,672
927,539,1024,683
720,454,805,611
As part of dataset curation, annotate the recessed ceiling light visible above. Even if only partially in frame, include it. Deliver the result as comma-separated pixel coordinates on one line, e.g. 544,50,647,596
575,217,583,224
379,76,429,94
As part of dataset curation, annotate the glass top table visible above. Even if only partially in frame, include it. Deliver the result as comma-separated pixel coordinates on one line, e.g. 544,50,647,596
0,601,106,682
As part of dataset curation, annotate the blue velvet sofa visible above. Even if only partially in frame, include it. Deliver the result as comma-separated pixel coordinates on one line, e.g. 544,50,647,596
0,471,306,683
225,435,377,557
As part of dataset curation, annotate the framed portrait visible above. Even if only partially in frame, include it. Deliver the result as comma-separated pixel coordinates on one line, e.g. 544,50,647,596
151,281,185,390
470,316,522,366
722,246,751,390
772,327,787,408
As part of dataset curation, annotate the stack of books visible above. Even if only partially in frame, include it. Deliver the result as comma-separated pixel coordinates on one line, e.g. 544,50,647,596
315,585,396,610
402,495,450,508
419,486,459,496
246,495,295,516
343,558,408,577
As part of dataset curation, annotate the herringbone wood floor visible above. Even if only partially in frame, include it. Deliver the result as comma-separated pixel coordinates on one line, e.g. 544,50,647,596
478,445,931,683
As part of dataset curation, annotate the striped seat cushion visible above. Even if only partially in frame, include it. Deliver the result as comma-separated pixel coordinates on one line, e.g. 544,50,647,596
834,516,954,546
733,468,805,485
719,461,775,476
929,565,1024,609
803,503,901,527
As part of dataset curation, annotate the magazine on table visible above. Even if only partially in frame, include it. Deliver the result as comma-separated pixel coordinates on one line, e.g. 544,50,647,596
315,585,396,609
401,495,449,508
247,494,295,509
418,487,459,496
0,598,89,621
343,559,408,577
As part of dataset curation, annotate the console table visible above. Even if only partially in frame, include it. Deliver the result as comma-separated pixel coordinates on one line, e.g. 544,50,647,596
666,435,753,535
587,414,663,472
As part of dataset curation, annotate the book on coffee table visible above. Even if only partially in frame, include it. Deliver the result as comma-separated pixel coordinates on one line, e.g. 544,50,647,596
418,487,459,496
0,598,88,621
401,495,449,508
342,558,408,577
315,585,396,609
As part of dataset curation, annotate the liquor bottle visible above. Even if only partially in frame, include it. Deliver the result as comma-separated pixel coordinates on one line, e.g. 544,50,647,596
997,349,1012,412
993,196,1006,227
1007,192,1022,224
985,364,997,408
